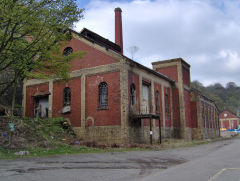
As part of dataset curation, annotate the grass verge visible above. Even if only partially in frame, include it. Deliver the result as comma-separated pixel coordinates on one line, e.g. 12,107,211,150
0,144,151,159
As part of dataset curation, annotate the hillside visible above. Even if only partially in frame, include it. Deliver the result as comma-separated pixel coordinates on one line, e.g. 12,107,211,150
191,81,240,115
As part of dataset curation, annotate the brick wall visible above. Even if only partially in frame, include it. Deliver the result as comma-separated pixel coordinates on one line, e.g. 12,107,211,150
25,83,49,117
86,71,121,126
222,120,229,129
172,88,180,128
156,66,178,82
64,38,119,71
154,82,162,127
128,71,140,113
184,89,191,128
233,120,238,129
164,87,171,127
182,66,190,86
52,78,81,127
190,101,198,128
201,102,205,128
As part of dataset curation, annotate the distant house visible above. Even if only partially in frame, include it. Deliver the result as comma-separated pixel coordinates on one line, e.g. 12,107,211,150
22,8,220,144
219,111,239,130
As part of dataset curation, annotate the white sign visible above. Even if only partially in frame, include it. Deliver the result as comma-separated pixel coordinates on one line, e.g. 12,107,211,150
62,106,71,114
150,131,153,135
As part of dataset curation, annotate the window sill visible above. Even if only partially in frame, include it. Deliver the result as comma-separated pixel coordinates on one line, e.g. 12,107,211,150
98,106,108,110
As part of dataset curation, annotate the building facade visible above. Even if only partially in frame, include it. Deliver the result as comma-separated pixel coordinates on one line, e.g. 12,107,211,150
22,8,220,144
219,111,239,130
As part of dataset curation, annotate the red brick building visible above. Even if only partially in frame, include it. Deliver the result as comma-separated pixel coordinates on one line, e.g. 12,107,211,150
22,8,220,143
219,111,239,130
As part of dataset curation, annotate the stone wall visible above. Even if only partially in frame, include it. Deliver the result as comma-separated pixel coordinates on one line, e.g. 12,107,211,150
73,126,122,144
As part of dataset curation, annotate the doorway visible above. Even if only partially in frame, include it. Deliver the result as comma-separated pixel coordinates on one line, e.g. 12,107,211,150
142,83,151,114
34,96,49,118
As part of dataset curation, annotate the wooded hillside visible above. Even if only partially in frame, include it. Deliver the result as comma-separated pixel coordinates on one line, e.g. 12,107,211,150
191,81,240,115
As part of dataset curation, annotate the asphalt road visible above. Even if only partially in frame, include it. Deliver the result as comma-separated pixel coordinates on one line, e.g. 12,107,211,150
139,136,240,181
0,137,239,181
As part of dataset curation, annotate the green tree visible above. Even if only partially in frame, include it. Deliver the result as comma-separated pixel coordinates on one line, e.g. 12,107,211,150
0,0,84,114
191,81,240,114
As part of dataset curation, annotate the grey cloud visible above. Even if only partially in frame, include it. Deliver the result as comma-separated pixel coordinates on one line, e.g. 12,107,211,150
76,0,240,86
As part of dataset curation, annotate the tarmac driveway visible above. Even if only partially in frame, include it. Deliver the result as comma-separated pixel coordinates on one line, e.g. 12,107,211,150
0,138,234,181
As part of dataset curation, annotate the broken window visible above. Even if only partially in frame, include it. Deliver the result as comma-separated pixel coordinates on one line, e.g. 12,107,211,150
63,47,73,56
63,87,71,106
98,82,108,109
130,83,136,106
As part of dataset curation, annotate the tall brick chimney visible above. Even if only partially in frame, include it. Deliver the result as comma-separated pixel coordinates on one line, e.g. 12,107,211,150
115,7,123,55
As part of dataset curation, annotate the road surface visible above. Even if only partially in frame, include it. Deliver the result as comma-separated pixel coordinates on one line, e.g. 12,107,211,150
0,137,239,181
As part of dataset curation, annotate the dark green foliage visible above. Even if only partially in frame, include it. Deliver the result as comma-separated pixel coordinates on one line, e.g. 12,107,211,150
191,81,240,114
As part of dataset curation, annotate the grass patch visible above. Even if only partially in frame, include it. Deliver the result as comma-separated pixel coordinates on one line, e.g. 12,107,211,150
0,144,152,159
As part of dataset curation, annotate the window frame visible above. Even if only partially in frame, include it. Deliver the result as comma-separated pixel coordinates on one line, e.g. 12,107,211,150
155,91,160,114
130,83,136,106
63,87,71,107
98,82,108,110
165,93,169,119
63,47,73,56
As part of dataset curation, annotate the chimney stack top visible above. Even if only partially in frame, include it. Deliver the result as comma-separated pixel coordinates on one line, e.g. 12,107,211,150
115,7,122,12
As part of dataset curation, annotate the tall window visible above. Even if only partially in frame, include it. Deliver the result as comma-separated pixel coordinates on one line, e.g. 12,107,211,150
63,47,73,56
98,82,108,109
130,83,136,106
63,87,71,106
165,94,169,118
155,91,160,113
201,102,205,127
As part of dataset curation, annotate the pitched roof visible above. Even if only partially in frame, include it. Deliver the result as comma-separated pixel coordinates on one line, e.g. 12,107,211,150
70,28,122,53
124,56,175,84
70,28,175,84
219,111,239,119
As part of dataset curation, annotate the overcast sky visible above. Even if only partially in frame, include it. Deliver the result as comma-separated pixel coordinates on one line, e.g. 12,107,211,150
75,0,240,87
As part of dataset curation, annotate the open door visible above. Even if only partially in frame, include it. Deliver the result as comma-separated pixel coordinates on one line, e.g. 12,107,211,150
33,90,50,118
142,84,150,114
34,96,49,118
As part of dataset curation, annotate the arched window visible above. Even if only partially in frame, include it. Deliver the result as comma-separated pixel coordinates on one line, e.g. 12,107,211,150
63,87,71,106
63,47,73,56
155,91,160,113
98,82,108,109
130,83,136,106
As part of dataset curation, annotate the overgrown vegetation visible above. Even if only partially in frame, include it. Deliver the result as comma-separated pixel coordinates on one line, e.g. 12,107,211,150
191,81,240,114
0,116,232,159
0,117,153,159
0,117,75,149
